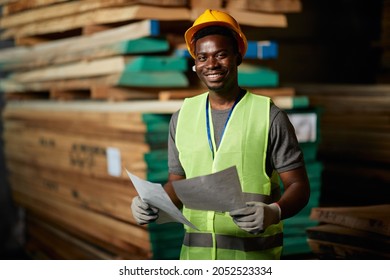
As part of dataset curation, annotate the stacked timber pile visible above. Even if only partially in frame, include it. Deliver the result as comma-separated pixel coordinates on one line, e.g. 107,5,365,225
0,0,317,260
293,84,390,207
3,100,183,259
282,107,323,257
0,0,298,100
0,1,192,100
307,204,390,259
378,0,390,82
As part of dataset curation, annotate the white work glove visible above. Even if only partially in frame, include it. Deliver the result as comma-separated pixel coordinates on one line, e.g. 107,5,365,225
130,196,159,225
229,202,281,235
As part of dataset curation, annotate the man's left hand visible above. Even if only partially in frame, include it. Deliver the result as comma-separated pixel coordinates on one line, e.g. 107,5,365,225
229,202,281,234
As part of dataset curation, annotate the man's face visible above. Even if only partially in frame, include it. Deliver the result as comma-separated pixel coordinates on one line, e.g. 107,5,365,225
194,34,240,92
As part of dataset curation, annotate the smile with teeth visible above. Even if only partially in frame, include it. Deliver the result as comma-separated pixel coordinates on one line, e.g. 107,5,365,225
206,73,224,80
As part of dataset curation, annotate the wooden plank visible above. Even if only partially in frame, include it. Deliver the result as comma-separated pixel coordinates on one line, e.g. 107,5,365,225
0,56,188,90
14,36,49,46
158,88,307,109
4,120,148,145
2,0,69,15
1,5,191,39
294,83,390,96
7,160,138,224
7,56,125,82
322,114,389,131
249,87,295,97
90,85,160,100
307,238,390,259
248,0,302,13
26,216,118,260
35,85,160,101
118,71,188,87
1,72,189,93
238,63,278,87
2,0,187,16
309,205,390,236
6,56,188,86
224,0,247,10
0,0,140,28
189,0,222,9
307,95,390,112
4,127,149,180
3,110,168,149
12,189,151,258
0,0,17,6
1,74,123,92
190,7,287,28
4,91,50,100
0,19,160,65
49,89,91,101
82,24,112,36
1,37,170,70
8,57,128,82
136,0,187,5
3,105,146,127
4,99,183,114
307,224,390,259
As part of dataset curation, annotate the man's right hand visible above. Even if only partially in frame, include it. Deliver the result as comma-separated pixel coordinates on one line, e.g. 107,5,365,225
130,196,159,225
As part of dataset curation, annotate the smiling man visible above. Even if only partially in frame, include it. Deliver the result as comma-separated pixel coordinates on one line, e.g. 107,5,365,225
131,9,310,260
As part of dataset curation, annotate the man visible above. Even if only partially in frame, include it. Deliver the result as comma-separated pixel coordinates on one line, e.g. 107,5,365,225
131,9,310,260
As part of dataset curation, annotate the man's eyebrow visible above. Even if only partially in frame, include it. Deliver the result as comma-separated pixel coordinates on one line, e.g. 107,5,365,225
197,49,229,55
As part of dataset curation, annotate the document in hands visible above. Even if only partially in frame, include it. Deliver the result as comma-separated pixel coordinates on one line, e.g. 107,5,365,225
126,166,245,230
125,169,199,230
172,166,246,212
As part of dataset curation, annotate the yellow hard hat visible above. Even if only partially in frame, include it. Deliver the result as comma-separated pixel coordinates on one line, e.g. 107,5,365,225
185,9,248,59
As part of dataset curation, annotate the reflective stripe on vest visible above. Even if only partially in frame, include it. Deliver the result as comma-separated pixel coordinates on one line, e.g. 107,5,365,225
176,91,283,260
183,232,283,251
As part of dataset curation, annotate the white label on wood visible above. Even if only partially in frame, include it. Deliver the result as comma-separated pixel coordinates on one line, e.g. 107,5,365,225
287,113,317,143
106,147,122,177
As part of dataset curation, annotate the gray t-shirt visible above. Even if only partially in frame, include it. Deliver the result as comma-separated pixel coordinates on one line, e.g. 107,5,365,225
168,102,304,178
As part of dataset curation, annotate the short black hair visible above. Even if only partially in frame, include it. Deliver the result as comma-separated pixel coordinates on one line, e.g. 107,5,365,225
193,25,239,55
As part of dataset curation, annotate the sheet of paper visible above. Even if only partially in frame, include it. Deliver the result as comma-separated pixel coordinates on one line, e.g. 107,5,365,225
125,169,198,230
172,166,246,212
287,112,317,142
106,147,121,177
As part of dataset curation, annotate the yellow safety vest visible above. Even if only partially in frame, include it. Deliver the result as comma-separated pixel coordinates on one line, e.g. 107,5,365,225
176,91,283,260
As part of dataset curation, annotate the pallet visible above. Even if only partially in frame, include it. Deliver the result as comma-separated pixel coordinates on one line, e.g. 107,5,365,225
309,204,390,236
307,223,390,259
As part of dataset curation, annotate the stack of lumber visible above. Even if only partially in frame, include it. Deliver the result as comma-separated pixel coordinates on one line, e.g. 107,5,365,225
0,0,298,101
293,84,390,207
307,204,390,259
3,100,183,259
0,0,311,260
281,107,323,257
0,18,190,100
378,0,390,82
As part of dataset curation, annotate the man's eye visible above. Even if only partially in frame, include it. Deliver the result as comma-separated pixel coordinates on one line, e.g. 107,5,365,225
197,56,206,62
217,52,227,59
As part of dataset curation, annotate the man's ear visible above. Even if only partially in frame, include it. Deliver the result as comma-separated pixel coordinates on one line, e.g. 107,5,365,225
236,53,243,66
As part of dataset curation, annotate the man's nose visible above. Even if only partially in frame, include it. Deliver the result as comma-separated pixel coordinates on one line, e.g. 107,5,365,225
206,56,218,68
